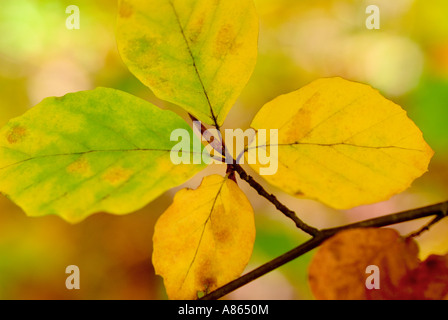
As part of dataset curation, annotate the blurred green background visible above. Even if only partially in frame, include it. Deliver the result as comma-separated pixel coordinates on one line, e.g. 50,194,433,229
0,0,447,300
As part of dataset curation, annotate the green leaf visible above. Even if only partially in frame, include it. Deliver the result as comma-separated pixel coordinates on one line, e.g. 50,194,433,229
116,0,259,126
0,88,205,223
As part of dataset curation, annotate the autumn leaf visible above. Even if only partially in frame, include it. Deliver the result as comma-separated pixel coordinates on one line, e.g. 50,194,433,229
372,254,448,300
248,77,434,209
116,0,258,126
0,88,205,223
308,228,420,300
308,228,448,300
152,175,255,300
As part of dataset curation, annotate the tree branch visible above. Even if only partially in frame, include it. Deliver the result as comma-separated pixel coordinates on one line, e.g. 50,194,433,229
188,114,318,236
187,116,448,300
232,164,320,237
201,200,448,300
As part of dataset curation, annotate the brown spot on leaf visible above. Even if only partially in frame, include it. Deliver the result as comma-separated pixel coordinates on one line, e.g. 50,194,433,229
188,17,205,44
194,257,218,295
213,224,231,243
67,157,91,176
6,126,27,144
102,166,133,185
119,1,134,18
201,277,217,295
214,24,236,59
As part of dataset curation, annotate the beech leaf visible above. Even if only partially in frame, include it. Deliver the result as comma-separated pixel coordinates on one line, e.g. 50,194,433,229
117,0,259,126
309,228,448,300
248,77,434,209
0,88,205,223
372,254,448,300
152,174,256,300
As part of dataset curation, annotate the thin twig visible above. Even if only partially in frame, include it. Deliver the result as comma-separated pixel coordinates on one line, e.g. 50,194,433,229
232,164,320,237
321,201,448,235
405,215,445,239
201,200,448,300
405,202,448,239
189,114,317,236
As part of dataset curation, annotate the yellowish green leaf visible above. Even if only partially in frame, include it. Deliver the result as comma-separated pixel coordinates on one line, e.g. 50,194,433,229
248,77,434,209
152,174,255,299
0,88,205,223
116,0,258,126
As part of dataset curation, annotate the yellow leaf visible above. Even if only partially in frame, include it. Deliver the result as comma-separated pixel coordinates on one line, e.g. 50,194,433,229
248,77,434,209
117,0,258,126
152,175,255,300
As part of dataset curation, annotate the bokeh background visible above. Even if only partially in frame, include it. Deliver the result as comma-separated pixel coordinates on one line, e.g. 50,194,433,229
0,0,447,300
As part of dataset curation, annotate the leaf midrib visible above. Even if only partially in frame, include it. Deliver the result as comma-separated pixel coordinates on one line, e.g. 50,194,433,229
180,177,228,290
168,0,219,128
0,148,200,171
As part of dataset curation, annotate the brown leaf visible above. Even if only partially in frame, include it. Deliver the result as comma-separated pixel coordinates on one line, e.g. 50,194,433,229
308,228,420,300
379,254,448,300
